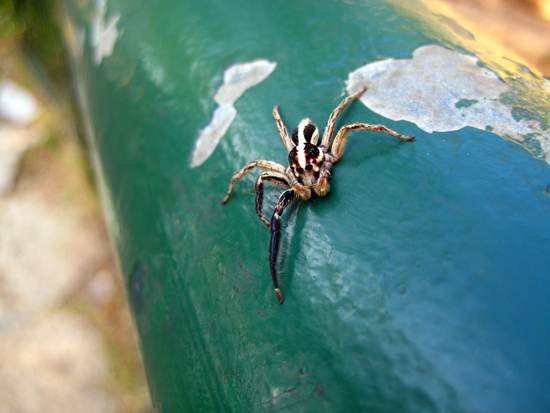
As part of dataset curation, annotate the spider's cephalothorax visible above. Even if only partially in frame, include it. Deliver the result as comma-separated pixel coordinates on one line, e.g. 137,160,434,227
221,87,415,304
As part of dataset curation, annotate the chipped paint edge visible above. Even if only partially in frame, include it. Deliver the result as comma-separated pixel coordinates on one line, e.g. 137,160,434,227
190,59,277,168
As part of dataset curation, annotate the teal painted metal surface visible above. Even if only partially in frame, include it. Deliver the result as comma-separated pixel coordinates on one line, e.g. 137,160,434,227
59,0,550,411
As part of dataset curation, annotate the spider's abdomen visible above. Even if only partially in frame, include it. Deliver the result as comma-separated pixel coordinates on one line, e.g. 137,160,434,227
291,118,319,146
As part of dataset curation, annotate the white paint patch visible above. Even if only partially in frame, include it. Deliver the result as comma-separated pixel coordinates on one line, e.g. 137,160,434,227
190,59,276,167
347,45,550,164
91,0,122,66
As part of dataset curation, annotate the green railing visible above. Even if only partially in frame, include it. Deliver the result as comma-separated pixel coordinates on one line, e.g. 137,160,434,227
59,0,550,411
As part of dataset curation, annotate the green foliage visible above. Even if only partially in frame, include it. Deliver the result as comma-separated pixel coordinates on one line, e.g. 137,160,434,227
11,0,71,96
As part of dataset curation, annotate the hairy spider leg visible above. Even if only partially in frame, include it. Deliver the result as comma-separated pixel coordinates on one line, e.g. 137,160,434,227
221,160,287,205
255,172,291,227
331,123,415,160
312,156,335,196
269,188,297,304
320,87,367,151
272,105,294,152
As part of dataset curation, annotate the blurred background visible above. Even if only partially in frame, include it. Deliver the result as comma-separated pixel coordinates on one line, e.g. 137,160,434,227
0,0,548,412
0,1,151,412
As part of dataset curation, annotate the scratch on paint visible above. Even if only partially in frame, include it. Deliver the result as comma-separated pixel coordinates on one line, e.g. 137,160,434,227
346,45,550,165
190,59,277,168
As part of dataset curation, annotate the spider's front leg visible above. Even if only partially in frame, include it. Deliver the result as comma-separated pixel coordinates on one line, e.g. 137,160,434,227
312,154,335,196
320,87,367,151
272,106,294,152
255,172,291,227
285,169,312,200
221,160,287,205
331,123,415,160
269,188,297,304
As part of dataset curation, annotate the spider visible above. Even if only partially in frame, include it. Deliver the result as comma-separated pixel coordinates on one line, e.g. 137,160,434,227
221,87,415,304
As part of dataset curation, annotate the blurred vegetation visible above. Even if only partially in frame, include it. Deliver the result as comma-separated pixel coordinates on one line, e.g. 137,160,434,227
0,1,17,40
2,0,72,97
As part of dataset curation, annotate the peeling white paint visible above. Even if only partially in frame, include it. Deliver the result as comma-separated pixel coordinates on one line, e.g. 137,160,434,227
347,45,550,164
91,0,122,66
190,59,277,168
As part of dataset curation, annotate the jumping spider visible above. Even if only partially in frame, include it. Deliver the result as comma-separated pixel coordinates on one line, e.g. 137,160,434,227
221,87,415,304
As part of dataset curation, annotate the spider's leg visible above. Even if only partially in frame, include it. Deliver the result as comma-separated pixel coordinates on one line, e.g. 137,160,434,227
272,106,294,152
221,160,287,205
319,87,367,150
269,188,297,304
331,123,415,160
255,172,290,228
312,156,334,196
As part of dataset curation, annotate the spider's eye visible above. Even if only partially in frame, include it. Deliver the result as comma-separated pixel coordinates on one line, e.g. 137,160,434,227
296,167,304,173
305,165,313,171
